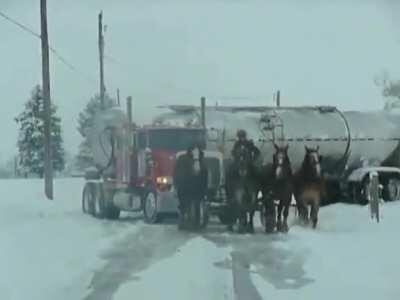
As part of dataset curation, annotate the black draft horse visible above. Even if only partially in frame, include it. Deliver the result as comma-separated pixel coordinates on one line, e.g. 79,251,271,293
225,145,259,233
263,143,294,233
173,144,208,230
294,146,326,229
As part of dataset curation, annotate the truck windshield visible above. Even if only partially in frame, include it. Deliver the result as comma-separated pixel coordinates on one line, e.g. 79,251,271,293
138,129,205,151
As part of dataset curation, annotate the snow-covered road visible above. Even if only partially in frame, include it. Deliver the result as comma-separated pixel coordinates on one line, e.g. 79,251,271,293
1,178,399,300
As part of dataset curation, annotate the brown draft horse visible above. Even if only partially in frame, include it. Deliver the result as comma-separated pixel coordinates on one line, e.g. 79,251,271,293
263,144,293,233
294,146,326,229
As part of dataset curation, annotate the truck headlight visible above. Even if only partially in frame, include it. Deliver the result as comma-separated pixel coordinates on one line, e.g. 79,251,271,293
156,176,173,185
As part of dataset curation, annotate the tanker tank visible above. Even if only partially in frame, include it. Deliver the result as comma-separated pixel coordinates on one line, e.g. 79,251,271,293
153,105,400,179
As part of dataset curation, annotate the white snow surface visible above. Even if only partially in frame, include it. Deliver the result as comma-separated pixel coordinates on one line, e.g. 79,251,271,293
0,178,139,300
1,178,400,300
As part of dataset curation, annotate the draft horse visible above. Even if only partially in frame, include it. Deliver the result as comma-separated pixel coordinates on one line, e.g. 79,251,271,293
294,146,326,229
263,143,294,233
225,144,259,233
173,144,208,230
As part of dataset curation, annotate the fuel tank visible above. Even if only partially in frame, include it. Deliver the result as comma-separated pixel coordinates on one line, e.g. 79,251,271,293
153,106,400,178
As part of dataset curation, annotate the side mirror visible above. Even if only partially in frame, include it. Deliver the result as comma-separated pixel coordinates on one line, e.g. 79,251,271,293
207,129,219,142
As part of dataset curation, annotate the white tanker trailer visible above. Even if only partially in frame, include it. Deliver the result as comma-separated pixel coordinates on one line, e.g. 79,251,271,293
153,104,400,204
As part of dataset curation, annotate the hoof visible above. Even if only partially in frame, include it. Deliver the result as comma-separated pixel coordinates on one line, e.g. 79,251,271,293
265,222,275,233
247,225,255,234
276,220,283,232
238,224,246,234
281,222,289,233
312,221,318,229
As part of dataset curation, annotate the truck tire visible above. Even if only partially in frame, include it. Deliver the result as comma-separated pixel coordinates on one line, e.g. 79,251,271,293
93,183,106,219
100,189,120,220
82,183,95,215
143,191,160,224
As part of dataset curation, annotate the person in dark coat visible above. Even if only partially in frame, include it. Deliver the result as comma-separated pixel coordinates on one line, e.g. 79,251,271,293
231,129,260,162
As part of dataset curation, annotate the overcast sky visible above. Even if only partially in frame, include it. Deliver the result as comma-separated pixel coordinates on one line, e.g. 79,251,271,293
1,0,400,161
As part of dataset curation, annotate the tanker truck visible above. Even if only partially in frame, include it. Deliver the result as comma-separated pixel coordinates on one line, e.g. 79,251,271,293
153,104,400,205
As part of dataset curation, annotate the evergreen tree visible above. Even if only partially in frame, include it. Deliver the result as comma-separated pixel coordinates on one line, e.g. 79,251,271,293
76,93,115,170
375,72,400,111
15,85,65,178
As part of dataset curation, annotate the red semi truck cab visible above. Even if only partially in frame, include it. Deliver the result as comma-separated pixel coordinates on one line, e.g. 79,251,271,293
132,126,206,222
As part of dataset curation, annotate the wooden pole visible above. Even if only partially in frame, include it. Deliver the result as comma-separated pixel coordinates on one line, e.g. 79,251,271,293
127,96,133,125
40,0,53,200
98,11,105,110
276,90,281,107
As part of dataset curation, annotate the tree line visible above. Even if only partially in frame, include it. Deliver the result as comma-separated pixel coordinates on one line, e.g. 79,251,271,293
10,84,115,178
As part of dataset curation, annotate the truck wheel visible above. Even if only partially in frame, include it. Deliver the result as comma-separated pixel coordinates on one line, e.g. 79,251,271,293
143,191,160,224
93,184,105,219
386,178,400,201
82,183,95,215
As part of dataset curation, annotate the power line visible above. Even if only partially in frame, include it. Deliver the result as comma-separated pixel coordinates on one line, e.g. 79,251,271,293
0,10,97,85
0,10,41,38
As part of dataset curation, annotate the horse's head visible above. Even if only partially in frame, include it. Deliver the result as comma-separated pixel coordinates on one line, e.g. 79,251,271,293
187,144,203,175
304,145,323,178
273,143,291,179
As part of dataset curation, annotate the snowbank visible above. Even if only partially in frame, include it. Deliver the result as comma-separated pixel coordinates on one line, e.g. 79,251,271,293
0,178,138,300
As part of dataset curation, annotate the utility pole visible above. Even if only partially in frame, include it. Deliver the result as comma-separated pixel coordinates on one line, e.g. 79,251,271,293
117,88,120,106
98,11,105,110
276,90,281,107
40,0,53,200
126,96,133,125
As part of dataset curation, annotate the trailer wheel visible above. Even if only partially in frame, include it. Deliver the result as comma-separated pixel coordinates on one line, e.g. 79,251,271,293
143,191,160,224
82,183,95,215
386,178,400,202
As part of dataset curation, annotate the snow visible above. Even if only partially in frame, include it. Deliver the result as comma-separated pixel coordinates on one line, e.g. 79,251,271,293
114,237,234,300
1,178,400,300
0,178,139,300
252,203,400,300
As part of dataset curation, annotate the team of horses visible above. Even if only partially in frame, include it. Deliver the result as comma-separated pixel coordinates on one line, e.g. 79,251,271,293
174,142,326,233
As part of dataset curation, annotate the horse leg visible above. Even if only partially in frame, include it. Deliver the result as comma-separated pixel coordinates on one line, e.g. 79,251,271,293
247,194,256,233
277,199,283,232
194,196,200,230
282,195,291,233
297,197,309,226
310,199,320,229
264,196,276,233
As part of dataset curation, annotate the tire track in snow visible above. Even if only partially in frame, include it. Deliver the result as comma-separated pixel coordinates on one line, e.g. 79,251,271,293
231,251,263,300
83,224,194,300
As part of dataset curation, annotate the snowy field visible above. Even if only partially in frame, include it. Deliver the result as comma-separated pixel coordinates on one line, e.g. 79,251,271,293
1,178,399,300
